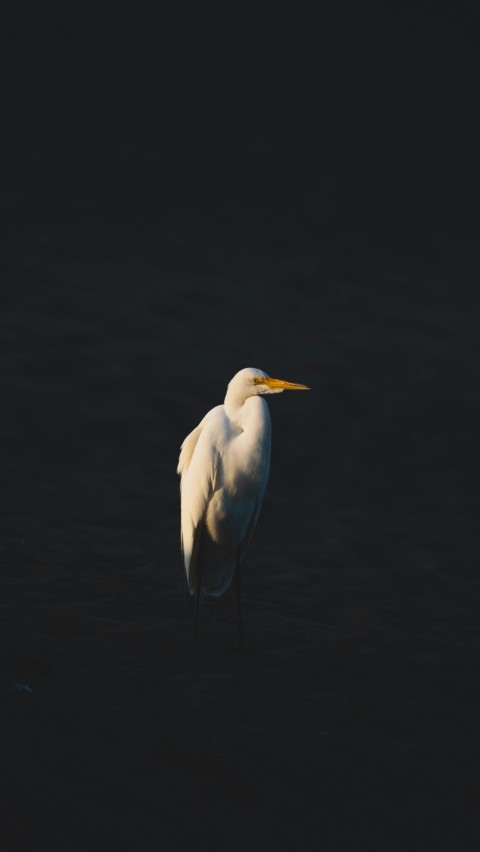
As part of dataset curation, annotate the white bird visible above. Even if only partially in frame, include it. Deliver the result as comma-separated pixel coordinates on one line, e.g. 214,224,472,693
177,367,310,645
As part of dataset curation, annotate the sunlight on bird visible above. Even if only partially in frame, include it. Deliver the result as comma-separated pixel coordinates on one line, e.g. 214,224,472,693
177,367,310,646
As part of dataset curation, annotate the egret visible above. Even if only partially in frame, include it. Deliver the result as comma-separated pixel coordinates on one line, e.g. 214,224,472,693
177,367,310,646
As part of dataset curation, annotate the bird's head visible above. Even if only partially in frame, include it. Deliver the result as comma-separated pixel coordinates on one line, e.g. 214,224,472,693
228,368,310,399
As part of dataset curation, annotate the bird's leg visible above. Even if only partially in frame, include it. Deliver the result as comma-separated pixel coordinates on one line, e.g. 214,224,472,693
209,597,219,636
234,554,244,650
194,566,202,638
192,523,205,639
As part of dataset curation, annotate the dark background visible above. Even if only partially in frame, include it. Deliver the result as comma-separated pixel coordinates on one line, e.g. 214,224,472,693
1,4,479,850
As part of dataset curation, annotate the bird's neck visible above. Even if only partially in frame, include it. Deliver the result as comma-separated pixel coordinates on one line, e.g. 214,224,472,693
224,386,250,424
224,391,270,435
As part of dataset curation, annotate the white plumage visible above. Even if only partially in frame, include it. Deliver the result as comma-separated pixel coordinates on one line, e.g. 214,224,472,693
177,367,309,640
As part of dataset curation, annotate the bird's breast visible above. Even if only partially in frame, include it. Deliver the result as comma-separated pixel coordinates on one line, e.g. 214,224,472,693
228,432,269,494
205,437,269,546
205,487,257,546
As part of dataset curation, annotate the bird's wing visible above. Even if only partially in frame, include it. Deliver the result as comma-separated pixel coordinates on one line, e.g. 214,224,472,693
177,407,223,592
177,423,203,478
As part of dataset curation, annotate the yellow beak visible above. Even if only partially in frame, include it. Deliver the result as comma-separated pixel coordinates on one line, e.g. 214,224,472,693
261,377,311,391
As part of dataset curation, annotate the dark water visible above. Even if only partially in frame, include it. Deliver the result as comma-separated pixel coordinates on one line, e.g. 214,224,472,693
1,12,480,850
